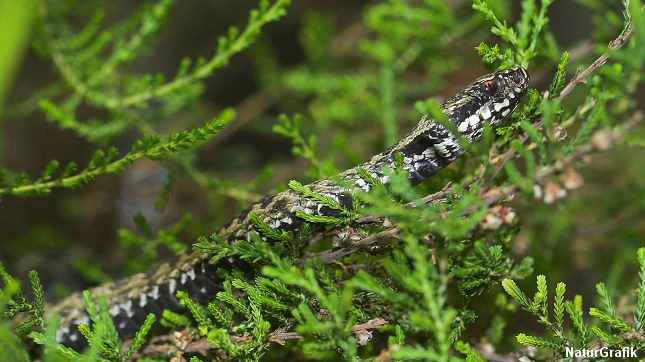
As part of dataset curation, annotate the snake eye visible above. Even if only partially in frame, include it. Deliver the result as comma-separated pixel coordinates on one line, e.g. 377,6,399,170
481,79,498,94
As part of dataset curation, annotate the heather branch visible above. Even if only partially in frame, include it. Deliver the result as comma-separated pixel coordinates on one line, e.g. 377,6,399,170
0,116,231,197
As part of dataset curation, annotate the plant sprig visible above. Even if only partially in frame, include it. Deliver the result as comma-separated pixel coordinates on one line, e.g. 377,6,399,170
503,249,645,358
0,111,233,198
36,0,292,144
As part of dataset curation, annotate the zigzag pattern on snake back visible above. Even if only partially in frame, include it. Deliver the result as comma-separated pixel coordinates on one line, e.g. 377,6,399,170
49,67,529,350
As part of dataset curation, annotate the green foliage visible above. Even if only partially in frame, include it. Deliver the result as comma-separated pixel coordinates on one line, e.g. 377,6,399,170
265,258,362,360
163,236,307,361
352,238,457,361
118,213,191,274
249,212,295,243
474,0,555,68
0,0,291,202
504,249,645,359
273,114,335,179
288,180,359,225
29,293,155,361
0,113,234,199
71,212,193,284
358,168,487,239
547,51,570,100
74,292,152,360
0,0,38,113
637,248,645,331
473,0,554,67
454,341,487,362
1,0,645,361
0,263,45,337
33,0,291,143
454,240,534,299
1,264,152,361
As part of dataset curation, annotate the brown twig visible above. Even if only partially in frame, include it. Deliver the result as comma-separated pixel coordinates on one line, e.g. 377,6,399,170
474,342,528,362
557,13,638,101
129,319,388,359
312,228,400,265
485,109,643,206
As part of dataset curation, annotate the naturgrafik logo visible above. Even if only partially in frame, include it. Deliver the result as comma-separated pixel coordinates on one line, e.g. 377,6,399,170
564,346,638,359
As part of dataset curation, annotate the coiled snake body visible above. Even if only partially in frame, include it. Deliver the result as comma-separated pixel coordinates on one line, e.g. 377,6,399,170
51,67,529,349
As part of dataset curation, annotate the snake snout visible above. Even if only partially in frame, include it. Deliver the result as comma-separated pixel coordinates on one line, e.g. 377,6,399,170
506,67,530,90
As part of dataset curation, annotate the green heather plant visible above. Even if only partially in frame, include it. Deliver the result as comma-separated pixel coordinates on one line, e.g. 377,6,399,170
1,0,644,361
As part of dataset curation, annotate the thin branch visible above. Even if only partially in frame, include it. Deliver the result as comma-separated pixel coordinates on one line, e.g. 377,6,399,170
129,319,388,358
312,228,400,265
557,10,638,101
474,342,524,362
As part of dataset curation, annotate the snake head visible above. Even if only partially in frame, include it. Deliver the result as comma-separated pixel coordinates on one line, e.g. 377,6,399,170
445,66,529,140
484,67,530,112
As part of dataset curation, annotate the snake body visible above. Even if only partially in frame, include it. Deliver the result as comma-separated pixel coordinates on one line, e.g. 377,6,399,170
51,67,529,349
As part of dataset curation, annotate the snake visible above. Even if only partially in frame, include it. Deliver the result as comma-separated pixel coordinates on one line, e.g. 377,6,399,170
49,67,529,350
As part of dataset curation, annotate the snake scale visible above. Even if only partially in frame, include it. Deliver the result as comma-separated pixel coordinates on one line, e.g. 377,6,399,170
50,67,529,350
